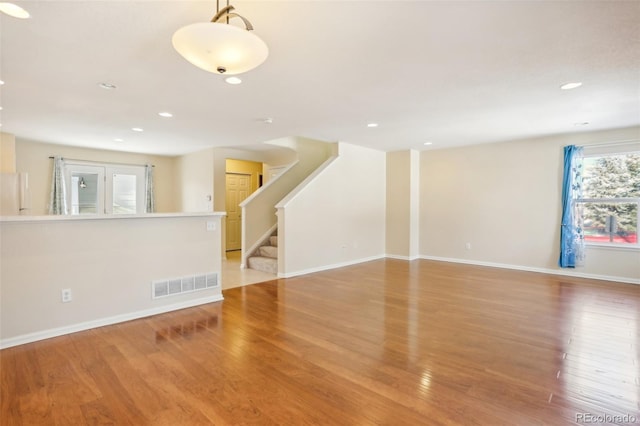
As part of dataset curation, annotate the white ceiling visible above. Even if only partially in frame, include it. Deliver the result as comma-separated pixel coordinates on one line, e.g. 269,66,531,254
1,1,639,156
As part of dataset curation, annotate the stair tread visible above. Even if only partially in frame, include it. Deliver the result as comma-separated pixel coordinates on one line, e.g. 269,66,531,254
258,245,278,258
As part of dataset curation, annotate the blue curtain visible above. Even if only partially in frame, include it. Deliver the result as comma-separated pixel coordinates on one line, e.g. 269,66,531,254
48,156,68,215
559,145,585,268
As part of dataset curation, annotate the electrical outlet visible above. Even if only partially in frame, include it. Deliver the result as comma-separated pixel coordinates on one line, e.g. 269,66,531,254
61,288,72,303
206,221,216,231
465,242,472,250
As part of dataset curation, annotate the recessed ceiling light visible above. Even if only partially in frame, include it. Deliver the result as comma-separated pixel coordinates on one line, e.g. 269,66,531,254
423,142,433,146
131,127,144,132
98,82,117,90
367,123,379,128
158,112,173,118
263,117,273,124
0,80,4,85
560,82,582,90
114,138,124,142
0,3,30,19
225,77,242,85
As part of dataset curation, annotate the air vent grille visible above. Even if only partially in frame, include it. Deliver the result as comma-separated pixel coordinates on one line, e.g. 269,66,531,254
182,276,195,292
154,281,169,298
169,279,182,295
152,272,219,300
206,273,217,288
195,274,206,290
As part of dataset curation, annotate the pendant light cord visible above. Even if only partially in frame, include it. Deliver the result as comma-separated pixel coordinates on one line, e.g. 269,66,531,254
215,0,230,24
210,2,254,31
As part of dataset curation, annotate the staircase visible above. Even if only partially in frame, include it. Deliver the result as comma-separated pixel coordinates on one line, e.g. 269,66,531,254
240,137,336,273
247,234,278,274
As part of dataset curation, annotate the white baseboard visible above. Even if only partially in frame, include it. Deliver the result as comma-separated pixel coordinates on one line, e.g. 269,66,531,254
276,254,639,285
278,254,386,278
419,255,640,285
0,294,224,350
385,254,420,261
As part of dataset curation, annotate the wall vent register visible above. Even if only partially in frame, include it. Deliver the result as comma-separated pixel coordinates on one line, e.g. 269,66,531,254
152,273,218,299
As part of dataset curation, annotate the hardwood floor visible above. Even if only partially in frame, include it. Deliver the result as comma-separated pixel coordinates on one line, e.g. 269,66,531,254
2,259,639,425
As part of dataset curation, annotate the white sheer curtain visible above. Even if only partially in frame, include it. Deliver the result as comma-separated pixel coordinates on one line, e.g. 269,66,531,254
145,164,155,213
48,156,68,215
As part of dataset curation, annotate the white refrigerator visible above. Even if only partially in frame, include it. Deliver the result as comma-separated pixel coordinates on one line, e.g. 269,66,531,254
0,172,31,215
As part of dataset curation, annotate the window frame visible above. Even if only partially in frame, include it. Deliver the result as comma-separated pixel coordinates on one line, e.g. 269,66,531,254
64,161,146,215
578,148,640,250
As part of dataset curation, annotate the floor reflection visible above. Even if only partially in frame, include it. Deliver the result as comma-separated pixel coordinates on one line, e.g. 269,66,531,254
155,315,219,343
559,282,639,417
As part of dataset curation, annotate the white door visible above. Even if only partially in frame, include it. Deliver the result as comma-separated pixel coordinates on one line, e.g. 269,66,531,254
226,173,251,251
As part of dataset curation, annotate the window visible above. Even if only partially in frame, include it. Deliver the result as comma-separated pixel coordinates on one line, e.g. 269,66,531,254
578,150,639,247
68,165,104,214
65,162,146,215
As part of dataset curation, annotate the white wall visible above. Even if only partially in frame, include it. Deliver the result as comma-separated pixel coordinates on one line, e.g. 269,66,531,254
15,139,179,214
262,147,298,183
0,214,224,347
278,142,386,277
419,126,640,283
1,132,16,173
409,150,419,258
176,147,214,212
386,150,419,259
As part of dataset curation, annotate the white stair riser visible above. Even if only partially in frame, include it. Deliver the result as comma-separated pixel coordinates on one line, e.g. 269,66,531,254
247,232,278,274
247,256,277,274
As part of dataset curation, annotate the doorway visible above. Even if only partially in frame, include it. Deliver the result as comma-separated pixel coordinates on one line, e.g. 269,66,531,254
225,158,264,252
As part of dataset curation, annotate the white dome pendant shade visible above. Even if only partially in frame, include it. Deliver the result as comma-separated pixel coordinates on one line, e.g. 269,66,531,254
172,23,268,75
172,4,268,75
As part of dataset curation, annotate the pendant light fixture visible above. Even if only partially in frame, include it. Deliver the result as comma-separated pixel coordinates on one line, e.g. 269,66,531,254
172,0,268,75
0,2,30,19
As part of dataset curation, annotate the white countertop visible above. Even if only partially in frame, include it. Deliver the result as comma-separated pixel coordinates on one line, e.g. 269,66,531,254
0,211,226,223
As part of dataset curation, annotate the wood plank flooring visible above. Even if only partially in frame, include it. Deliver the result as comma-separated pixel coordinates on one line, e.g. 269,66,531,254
2,259,639,425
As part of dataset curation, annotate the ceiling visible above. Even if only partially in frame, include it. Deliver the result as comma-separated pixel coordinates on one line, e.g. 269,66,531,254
1,1,638,156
